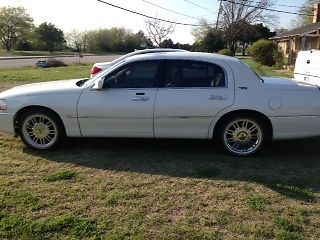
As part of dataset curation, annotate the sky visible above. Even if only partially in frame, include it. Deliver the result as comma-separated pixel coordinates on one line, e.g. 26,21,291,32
0,0,307,44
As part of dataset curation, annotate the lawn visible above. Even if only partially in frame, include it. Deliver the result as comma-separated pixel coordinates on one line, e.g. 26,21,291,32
0,62,319,239
0,64,91,92
243,59,293,78
0,49,77,57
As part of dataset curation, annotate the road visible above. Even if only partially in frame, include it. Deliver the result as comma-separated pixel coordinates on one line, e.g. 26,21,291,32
0,54,123,69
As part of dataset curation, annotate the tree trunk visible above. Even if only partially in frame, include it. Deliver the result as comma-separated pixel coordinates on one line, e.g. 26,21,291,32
229,42,236,56
242,42,246,56
5,42,11,52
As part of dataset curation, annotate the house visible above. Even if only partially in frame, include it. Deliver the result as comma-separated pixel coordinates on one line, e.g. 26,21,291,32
270,3,320,64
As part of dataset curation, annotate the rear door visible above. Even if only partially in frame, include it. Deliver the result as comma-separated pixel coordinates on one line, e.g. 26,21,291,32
154,60,234,139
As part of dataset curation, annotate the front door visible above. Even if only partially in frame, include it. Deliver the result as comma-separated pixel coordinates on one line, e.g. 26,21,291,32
77,60,160,137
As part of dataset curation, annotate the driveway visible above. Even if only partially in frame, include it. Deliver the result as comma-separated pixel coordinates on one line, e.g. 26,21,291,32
0,54,122,69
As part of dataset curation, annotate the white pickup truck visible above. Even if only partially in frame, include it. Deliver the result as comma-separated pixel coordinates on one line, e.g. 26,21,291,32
294,50,320,86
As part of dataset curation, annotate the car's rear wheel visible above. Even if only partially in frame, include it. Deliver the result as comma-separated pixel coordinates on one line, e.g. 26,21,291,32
20,110,64,150
219,115,265,156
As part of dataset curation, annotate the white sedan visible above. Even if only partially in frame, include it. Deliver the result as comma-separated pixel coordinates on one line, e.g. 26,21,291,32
90,48,187,77
0,52,320,156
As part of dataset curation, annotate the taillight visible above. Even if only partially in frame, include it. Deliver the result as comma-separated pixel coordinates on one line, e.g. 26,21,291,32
91,66,102,76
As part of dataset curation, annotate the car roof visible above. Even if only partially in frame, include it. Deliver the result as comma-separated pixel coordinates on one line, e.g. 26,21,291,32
93,48,188,67
132,48,187,54
124,51,241,64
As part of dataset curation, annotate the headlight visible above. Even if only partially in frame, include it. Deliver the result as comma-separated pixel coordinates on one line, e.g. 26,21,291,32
0,99,7,111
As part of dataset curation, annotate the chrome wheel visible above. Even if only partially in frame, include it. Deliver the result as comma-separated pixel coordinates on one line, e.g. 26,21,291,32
22,114,58,149
223,118,263,156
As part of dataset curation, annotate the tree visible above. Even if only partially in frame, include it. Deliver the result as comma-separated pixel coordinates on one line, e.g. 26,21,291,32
254,23,276,39
235,21,276,56
145,17,175,47
191,19,212,42
174,43,192,51
0,6,33,52
37,22,65,52
234,20,256,56
16,25,37,51
275,28,289,36
203,29,225,53
136,30,154,48
193,28,225,53
294,0,318,27
84,29,153,53
66,29,88,52
159,38,174,48
219,0,276,55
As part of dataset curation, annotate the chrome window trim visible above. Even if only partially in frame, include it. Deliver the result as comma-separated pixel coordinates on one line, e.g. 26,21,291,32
163,60,228,88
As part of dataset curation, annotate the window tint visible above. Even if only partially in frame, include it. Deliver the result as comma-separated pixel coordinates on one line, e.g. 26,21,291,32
165,61,226,88
104,61,159,88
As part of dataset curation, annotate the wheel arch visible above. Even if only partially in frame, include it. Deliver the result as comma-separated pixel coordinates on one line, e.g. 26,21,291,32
14,105,66,136
212,109,273,141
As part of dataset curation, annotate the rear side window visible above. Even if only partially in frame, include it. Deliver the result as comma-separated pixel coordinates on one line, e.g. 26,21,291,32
165,60,226,88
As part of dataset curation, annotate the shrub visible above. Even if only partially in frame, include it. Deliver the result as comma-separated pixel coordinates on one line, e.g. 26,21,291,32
218,48,232,56
274,50,284,69
247,40,279,66
46,58,67,68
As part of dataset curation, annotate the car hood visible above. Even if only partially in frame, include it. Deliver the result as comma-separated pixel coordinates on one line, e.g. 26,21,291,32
0,79,85,98
261,76,319,91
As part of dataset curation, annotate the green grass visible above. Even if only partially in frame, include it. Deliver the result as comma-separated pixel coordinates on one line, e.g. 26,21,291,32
0,64,91,83
243,59,293,78
0,49,125,57
0,64,91,92
0,212,99,239
44,171,77,182
0,135,319,239
0,49,77,57
0,61,318,239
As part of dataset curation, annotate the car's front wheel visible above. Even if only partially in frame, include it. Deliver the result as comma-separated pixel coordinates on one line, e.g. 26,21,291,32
218,115,265,156
20,110,64,150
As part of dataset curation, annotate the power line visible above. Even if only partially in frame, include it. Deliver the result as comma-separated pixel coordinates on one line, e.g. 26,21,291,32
183,0,216,14
97,0,207,26
245,0,315,10
142,0,202,21
222,0,314,17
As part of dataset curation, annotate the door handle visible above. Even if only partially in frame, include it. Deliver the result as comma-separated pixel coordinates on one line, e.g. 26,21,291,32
131,96,149,101
208,95,228,100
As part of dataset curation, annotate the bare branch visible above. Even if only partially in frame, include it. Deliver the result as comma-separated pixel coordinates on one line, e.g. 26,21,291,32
145,16,175,47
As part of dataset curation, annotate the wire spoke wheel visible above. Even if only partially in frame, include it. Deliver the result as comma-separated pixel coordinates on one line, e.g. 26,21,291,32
22,113,58,149
223,118,263,156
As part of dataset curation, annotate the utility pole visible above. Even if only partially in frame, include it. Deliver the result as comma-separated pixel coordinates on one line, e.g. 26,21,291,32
216,0,223,29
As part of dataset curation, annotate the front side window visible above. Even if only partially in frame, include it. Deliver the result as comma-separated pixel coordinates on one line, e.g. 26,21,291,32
103,61,159,88
165,60,226,88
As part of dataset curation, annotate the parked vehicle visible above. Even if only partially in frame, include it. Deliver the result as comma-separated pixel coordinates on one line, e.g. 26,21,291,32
294,50,320,86
1,52,320,156
90,48,187,77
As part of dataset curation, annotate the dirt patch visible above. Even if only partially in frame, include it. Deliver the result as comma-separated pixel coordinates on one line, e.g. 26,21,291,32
0,82,21,92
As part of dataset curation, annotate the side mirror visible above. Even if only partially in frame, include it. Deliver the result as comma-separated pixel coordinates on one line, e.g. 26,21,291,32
92,77,104,90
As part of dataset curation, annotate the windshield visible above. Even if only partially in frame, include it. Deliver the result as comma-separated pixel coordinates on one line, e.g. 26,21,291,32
83,60,125,88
